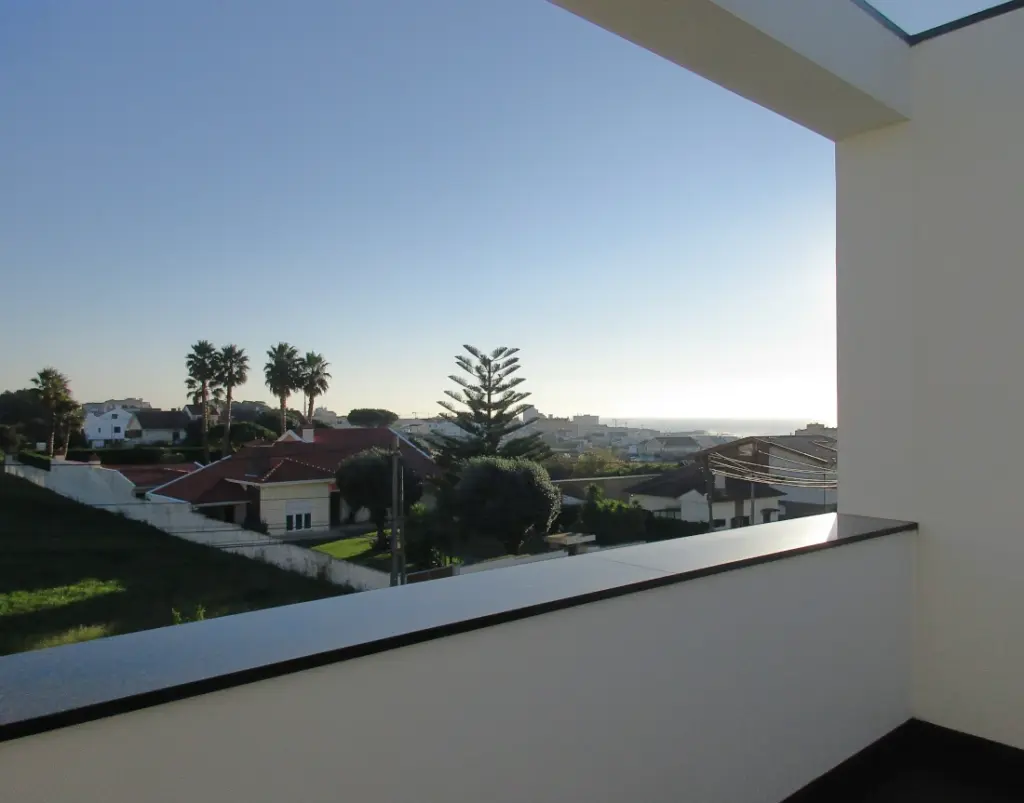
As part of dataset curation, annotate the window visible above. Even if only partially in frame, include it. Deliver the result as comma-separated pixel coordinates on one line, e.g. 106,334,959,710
113,426,121,434
286,513,313,531
712,518,726,528
111,414,118,419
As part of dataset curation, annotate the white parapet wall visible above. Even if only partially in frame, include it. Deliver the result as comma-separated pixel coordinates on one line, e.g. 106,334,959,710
0,531,914,803
4,460,389,592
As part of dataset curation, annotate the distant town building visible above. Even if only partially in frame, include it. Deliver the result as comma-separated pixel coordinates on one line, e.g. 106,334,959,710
794,422,838,439
81,398,151,417
312,407,350,427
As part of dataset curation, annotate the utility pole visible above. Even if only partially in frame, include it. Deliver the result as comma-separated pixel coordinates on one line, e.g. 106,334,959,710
390,433,402,586
703,453,715,532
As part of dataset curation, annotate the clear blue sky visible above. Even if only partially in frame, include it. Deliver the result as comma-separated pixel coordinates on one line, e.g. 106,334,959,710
1,0,838,422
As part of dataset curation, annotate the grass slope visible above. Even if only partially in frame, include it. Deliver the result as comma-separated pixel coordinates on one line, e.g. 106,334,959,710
0,473,348,656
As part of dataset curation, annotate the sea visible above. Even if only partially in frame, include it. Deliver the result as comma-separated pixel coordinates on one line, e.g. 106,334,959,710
598,418,813,437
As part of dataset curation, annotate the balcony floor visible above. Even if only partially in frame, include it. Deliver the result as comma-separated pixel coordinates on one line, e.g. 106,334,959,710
864,770,1019,802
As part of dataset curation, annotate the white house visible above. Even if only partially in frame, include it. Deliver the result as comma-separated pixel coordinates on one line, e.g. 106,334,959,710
129,410,190,446
83,408,133,446
628,465,784,530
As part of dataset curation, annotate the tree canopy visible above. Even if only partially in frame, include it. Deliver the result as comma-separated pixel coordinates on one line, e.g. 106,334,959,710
301,352,331,421
453,456,561,555
432,345,549,468
215,344,249,454
334,447,424,550
347,408,399,428
264,342,302,436
186,341,220,462
30,368,73,456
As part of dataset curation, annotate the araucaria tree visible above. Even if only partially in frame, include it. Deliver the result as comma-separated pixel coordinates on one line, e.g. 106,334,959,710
215,344,249,455
301,352,331,421
453,457,561,555
334,447,424,551
30,368,72,456
264,342,302,436
434,345,549,467
186,340,220,463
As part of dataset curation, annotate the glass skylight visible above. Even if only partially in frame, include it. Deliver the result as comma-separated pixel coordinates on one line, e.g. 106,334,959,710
858,0,1015,36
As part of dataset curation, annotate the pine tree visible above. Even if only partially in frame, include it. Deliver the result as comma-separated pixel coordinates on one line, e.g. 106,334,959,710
433,345,549,468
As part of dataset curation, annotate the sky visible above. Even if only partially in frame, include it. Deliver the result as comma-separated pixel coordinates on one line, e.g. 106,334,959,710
0,0,839,423
865,0,1011,33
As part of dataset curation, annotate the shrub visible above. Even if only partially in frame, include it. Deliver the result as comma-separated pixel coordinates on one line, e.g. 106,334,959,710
454,457,561,555
64,447,221,465
17,450,51,471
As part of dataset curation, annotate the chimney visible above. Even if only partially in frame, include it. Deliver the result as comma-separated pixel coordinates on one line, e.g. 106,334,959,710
302,427,316,443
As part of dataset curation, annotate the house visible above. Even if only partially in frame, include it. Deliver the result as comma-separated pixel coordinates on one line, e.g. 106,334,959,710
150,427,437,535
627,464,784,529
688,435,838,519
183,403,222,423
129,410,190,445
83,408,134,446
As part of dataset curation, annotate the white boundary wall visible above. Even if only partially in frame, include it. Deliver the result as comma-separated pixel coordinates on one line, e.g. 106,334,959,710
4,460,389,592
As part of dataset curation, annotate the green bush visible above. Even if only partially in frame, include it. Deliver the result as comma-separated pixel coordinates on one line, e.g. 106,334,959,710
17,450,51,471
64,447,221,465
645,516,706,542
576,486,648,546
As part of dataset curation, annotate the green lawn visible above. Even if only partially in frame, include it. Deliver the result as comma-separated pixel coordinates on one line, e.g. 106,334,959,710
313,533,421,573
0,473,349,656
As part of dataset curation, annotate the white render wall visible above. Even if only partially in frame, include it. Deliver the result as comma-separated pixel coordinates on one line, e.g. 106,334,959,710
0,532,914,803
837,10,1024,748
258,482,332,536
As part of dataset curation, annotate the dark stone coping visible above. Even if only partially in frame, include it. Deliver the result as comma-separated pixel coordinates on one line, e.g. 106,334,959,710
0,513,914,744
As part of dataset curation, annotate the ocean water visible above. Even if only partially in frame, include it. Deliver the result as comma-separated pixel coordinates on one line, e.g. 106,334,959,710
598,418,813,437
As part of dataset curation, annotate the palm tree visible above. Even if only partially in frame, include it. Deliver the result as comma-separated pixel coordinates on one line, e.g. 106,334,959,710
301,352,331,422
55,397,84,456
30,368,71,456
215,344,249,454
264,342,302,435
185,340,220,463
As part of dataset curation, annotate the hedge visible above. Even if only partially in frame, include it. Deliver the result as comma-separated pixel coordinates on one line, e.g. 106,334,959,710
64,447,222,466
17,450,51,471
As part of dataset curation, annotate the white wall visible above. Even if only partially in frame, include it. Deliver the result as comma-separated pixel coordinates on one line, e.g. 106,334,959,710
83,409,130,444
679,490,778,529
260,482,331,536
137,426,186,445
837,9,1024,748
0,533,914,803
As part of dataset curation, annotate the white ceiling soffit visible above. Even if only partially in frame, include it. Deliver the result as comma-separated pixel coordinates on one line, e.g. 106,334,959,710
550,0,911,141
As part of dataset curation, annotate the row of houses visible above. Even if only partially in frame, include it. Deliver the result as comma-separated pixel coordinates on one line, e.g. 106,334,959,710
82,400,269,447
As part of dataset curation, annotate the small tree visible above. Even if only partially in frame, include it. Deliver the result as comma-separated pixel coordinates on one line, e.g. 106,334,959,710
334,447,423,551
453,457,561,555
347,408,399,428
433,345,549,468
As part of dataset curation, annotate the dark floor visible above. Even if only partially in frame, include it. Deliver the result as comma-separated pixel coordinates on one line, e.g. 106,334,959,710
865,770,1023,802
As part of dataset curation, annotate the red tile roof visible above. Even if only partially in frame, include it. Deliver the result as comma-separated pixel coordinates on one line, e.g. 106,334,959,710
114,464,201,489
193,479,251,506
151,428,435,504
